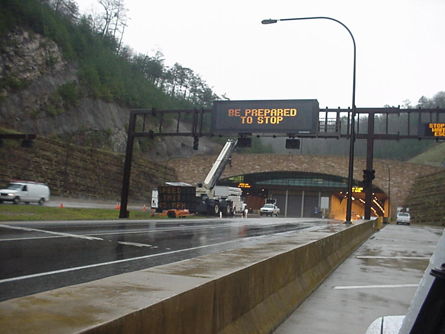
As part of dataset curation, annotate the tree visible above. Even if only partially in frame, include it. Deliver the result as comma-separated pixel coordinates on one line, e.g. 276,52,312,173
97,0,128,51
417,91,445,108
50,0,79,22
2,0,221,110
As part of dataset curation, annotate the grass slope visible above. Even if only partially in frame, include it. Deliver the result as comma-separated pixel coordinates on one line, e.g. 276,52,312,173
0,205,169,221
409,142,445,166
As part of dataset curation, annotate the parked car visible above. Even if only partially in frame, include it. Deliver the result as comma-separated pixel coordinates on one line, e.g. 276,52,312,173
396,212,411,225
260,203,280,217
0,181,50,205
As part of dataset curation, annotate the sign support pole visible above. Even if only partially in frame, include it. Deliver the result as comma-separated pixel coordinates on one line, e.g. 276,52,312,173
364,113,375,220
119,111,136,218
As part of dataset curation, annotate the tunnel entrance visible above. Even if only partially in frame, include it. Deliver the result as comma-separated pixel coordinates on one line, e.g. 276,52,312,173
219,171,387,220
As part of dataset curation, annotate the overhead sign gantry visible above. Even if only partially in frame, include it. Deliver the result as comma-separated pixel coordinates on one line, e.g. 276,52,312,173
119,102,445,219
119,99,326,218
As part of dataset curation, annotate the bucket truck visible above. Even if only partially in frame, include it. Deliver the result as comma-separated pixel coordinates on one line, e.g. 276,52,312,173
152,139,245,217
194,139,245,216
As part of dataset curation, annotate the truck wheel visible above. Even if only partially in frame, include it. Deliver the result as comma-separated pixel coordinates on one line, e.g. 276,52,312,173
213,204,220,216
38,198,45,206
167,211,176,218
12,197,20,205
223,205,232,216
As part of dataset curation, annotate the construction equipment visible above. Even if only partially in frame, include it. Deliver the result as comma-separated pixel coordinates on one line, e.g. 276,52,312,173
151,139,245,217
194,139,244,216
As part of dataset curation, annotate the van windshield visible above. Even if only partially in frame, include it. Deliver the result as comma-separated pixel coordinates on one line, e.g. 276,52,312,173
6,184,22,190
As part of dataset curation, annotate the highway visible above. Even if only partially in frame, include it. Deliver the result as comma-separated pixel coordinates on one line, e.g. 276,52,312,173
0,217,328,301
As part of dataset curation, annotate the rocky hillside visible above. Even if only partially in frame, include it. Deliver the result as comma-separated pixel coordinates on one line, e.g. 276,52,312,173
0,28,220,160
404,169,445,226
0,135,173,201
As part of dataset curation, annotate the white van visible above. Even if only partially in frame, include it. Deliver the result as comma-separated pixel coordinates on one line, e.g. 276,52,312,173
0,181,50,205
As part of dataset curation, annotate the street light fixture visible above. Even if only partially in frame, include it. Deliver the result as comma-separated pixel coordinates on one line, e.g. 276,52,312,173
262,16,357,223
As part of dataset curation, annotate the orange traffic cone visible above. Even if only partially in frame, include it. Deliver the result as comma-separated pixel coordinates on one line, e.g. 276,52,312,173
143,204,146,212
59,202,64,208
115,202,121,210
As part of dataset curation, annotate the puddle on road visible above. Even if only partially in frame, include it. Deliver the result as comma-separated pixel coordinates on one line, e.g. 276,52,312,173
359,257,430,272
357,246,432,272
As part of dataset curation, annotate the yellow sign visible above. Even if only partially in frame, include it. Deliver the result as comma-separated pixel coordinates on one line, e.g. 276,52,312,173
211,100,319,134
352,187,363,193
429,123,445,137
228,108,297,125
237,182,251,188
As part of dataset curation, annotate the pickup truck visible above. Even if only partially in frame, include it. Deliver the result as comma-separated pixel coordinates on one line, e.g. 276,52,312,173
260,203,280,217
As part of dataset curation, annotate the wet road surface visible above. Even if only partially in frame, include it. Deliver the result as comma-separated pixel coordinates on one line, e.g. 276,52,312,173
0,217,328,301
273,224,444,334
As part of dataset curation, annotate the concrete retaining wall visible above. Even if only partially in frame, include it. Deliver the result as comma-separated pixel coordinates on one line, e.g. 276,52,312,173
0,221,375,334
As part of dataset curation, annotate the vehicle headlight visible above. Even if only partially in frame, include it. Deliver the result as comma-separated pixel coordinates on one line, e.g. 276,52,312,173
7,193,14,197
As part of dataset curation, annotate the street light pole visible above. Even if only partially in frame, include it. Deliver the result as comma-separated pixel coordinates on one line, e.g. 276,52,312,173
262,16,357,223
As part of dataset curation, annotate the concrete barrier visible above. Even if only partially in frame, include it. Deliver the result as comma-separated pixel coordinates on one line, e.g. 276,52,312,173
0,220,375,334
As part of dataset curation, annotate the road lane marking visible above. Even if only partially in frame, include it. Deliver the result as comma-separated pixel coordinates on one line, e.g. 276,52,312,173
118,241,152,248
0,226,190,242
0,224,103,241
0,236,63,242
0,239,238,284
0,224,236,242
334,284,419,290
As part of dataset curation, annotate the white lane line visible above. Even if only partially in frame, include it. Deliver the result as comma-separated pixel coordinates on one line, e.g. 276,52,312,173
118,241,152,248
0,239,237,284
0,227,179,242
0,236,64,242
334,284,419,290
356,256,428,260
0,224,103,241
0,224,218,242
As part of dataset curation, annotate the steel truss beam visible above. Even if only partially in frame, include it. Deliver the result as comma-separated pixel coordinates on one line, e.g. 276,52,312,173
119,107,445,218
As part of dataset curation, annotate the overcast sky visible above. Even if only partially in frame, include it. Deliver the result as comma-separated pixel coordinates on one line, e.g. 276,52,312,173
76,0,445,109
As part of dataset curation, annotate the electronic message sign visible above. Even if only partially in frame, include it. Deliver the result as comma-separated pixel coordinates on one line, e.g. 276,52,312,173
211,100,319,134
418,123,445,138
157,186,196,210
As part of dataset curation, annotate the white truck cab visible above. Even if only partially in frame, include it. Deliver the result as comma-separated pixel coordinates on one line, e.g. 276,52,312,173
0,181,50,205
